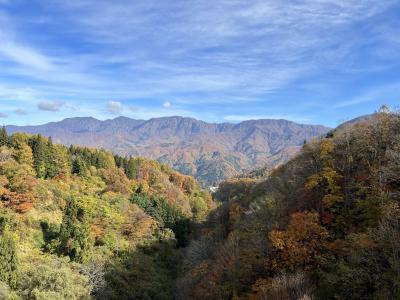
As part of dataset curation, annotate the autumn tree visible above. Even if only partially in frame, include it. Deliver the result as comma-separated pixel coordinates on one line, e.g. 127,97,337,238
13,141,34,168
98,167,132,195
269,211,328,270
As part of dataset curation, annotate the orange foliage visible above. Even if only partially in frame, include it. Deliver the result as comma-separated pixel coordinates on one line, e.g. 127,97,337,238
0,188,34,213
269,211,328,270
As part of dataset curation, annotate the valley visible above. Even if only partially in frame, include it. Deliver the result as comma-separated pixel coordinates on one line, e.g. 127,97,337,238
1,110,399,299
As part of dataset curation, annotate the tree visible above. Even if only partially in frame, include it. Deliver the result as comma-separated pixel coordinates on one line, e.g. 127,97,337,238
53,144,72,177
0,227,18,288
131,193,190,246
13,141,34,168
58,197,93,263
0,126,8,147
0,159,36,193
45,137,58,178
72,157,88,177
98,167,132,195
269,211,328,270
18,256,91,299
94,150,115,169
29,135,49,179
125,157,139,180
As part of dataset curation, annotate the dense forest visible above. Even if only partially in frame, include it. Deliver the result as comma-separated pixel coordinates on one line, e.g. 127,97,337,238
0,128,212,299
1,109,400,299
177,109,400,299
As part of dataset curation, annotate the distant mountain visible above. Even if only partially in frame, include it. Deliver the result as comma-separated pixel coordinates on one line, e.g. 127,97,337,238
7,116,330,186
333,113,375,131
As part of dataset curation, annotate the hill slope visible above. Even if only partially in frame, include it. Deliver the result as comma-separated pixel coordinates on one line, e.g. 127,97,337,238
177,111,400,299
7,116,330,186
0,130,212,299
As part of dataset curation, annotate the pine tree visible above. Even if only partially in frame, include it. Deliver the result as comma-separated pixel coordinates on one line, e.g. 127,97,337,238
126,158,138,180
58,197,92,263
29,135,49,178
72,157,88,177
0,228,18,288
46,136,58,178
0,126,8,146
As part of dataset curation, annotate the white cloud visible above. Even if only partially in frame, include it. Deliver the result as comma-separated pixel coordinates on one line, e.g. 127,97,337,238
0,112,8,118
37,101,65,111
106,101,122,114
163,101,172,108
0,0,398,125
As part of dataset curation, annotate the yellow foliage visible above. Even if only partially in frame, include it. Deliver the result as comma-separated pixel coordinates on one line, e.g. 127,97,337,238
269,211,328,270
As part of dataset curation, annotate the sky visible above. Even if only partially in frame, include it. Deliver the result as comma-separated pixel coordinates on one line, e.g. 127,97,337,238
0,0,399,127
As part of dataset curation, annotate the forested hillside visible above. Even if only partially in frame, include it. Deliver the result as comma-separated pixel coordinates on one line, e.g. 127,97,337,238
177,110,400,299
7,116,329,186
0,128,212,299
1,109,399,300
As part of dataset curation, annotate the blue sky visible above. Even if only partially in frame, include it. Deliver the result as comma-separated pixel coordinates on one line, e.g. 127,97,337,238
0,0,399,127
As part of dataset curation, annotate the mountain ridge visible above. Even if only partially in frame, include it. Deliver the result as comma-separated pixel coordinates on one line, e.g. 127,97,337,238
6,116,331,186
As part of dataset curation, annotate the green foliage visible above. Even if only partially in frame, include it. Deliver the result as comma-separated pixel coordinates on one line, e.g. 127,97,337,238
0,211,15,233
125,157,139,179
29,135,49,179
1,159,36,193
0,126,8,147
0,131,211,299
72,156,88,177
103,240,182,300
0,281,20,300
12,141,34,167
18,256,91,300
58,197,93,263
0,228,18,288
131,193,190,246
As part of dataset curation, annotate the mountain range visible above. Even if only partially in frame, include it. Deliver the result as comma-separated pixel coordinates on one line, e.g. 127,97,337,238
6,116,330,186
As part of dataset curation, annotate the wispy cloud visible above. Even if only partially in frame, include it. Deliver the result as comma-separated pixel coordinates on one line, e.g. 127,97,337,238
0,112,8,118
0,39,53,70
0,0,399,125
334,82,400,108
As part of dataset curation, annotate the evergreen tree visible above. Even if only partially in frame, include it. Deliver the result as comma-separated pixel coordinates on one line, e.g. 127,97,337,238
29,135,49,178
0,228,18,288
126,158,138,179
46,136,58,178
72,157,88,177
0,126,8,146
58,197,92,263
